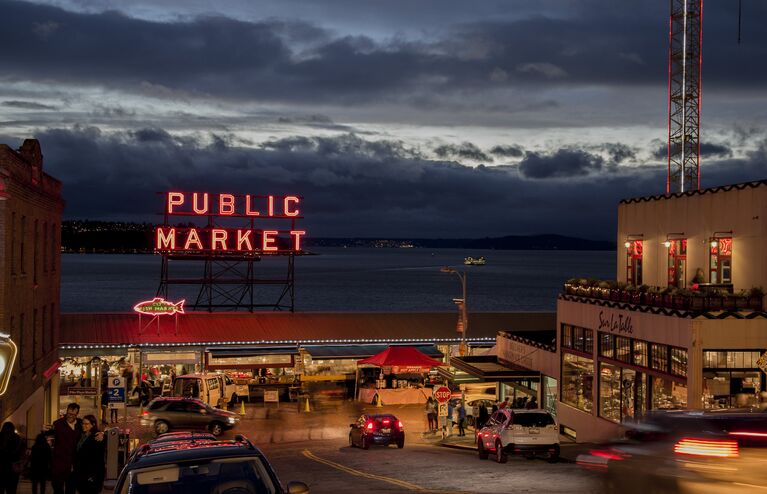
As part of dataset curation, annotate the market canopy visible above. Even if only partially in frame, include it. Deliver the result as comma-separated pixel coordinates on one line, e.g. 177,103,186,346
357,345,445,372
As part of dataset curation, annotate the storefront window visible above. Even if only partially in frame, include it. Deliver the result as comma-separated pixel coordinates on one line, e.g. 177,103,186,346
703,350,763,369
667,239,687,288
562,325,572,349
633,340,648,367
562,353,594,413
561,324,593,354
621,368,638,421
651,376,687,410
626,240,643,285
543,376,558,417
599,363,621,422
703,370,763,409
670,347,688,377
600,333,614,359
616,337,631,363
651,344,669,373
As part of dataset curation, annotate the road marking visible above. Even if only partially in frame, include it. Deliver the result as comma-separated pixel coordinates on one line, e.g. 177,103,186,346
302,449,465,493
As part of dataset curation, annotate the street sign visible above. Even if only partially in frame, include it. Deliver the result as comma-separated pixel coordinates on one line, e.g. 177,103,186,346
438,403,448,417
433,386,452,403
757,351,767,375
264,389,279,403
108,376,126,409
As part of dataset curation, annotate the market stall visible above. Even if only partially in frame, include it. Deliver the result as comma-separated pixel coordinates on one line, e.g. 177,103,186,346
356,346,445,405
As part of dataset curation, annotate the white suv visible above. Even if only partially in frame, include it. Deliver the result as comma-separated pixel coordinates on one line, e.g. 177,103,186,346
477,409,559,463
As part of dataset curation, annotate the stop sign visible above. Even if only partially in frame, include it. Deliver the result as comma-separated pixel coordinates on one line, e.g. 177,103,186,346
433,386,452,403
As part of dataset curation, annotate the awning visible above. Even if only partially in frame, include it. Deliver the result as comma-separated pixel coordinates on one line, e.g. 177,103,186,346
206,346,298,369
449,356,541,381
207,346,299,357
358,346,445,367
302,344,442,360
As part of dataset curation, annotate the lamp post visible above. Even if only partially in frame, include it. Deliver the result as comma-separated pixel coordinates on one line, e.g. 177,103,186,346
440,267,468,356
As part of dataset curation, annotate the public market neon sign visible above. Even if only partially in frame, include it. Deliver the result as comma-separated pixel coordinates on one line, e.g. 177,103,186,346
155,192,307,254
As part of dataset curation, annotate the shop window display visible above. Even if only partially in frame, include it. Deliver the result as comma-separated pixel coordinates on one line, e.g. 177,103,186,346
670,347,688,377
600,333,614,359
651,344,669,373
703,370,762,409
615,337,631,363
562,353,594,413
633,340,648,367
599,363,621,422
651,376,687,410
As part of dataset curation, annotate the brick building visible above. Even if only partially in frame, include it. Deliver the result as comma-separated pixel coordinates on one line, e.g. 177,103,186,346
0,139,63,436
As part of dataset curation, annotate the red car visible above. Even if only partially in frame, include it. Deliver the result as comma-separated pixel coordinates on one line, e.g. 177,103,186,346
349,414,405,449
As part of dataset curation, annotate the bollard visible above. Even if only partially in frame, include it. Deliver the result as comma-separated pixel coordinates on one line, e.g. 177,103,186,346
240,400,246,416
375,393,383,407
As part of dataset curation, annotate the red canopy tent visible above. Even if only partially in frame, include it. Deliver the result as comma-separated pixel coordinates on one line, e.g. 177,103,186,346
357,345,445,371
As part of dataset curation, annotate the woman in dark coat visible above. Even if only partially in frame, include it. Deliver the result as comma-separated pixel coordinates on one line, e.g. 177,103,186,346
0,421,26,494
72,416,105,494
29,432,53,494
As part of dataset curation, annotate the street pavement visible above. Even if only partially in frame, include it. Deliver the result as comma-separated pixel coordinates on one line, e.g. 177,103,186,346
15,398,601,493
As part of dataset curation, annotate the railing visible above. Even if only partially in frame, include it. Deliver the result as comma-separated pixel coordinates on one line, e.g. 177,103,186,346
563,282,764,312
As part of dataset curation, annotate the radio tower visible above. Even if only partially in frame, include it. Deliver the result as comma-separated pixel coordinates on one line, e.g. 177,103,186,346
667,0,703,194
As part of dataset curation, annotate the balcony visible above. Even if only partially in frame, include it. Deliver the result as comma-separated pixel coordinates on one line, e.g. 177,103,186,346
562,279,764,313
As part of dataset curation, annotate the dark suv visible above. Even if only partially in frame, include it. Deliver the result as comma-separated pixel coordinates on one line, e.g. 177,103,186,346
140,397,240,436
116,435,309,494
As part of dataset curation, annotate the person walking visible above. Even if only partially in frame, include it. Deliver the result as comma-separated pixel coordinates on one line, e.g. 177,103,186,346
498,397,509,409
457,402,467,437
0,422,26,494
72,416,105,494
99,389,109,426
477,403,490,430
525,396,538,410
49,403,83,494
424,397,437,432
28,432,52,494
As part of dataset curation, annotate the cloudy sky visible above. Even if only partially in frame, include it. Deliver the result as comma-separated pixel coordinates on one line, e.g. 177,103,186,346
2,0,767,239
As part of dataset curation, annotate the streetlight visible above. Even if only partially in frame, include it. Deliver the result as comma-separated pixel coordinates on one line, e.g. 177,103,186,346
440,266,468,356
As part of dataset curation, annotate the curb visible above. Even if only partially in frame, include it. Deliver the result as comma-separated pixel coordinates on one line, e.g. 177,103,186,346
435,440,578,463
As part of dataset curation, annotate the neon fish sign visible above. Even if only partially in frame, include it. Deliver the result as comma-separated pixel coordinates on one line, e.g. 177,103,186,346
133,298,185,316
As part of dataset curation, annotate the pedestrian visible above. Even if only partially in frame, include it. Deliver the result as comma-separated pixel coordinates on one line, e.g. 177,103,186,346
49,403,83,494
525,396,538,410
477,403,489,430
498,397,509,409
425,397,437,432
446,400,454,436
0,422,26,494
72,415,105,494
28,432,52,494
457,402,467,436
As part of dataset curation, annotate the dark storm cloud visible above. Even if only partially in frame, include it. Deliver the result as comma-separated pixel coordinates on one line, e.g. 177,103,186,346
4,1,767,107
433,142,492,162
652,142,734,160
2,100,58,110
489,145,524,158
599,143,636,164
518,149,604,179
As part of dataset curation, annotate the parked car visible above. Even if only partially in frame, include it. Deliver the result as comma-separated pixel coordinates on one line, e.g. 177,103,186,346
173,374,231,408
140,397,240,436
588,409,767,494
477,409,559,463
116,434,309,494
349,413,405,449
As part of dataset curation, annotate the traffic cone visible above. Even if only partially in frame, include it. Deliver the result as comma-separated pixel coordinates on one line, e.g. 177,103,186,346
240,400,246,416
304,396,311,413
375,394,382,407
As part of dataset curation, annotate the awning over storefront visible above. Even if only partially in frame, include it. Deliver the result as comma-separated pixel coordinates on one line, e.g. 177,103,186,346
303,344,442,360
450,356,541,381
206,346,298,369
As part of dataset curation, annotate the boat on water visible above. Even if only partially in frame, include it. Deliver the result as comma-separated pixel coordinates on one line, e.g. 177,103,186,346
464,256,486,266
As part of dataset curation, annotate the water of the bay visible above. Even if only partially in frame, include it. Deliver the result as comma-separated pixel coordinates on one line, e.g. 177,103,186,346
60,248,615,313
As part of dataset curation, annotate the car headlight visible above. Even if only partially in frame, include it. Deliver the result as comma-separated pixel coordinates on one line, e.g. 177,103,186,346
227,417,236,424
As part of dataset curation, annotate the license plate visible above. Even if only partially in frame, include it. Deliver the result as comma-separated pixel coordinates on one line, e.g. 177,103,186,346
529,428,540,434
381,428,391,434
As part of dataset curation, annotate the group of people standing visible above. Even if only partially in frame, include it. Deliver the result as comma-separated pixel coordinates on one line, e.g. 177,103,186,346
0,403,105,494
424,393,540,436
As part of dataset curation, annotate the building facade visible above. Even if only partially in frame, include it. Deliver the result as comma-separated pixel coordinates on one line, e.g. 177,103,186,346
0,139,64,435
497,180,767,442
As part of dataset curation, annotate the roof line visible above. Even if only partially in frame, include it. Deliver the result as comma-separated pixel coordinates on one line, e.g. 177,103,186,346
620,179,767,205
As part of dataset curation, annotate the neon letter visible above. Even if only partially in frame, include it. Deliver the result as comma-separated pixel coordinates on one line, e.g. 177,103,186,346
184,228,203,250
167,192,184,214
211,229,228,250
245,195,260,216
219,194,235,215
236,229,253,251
267,196,275,217
262,230,278,252
192,193,209,215
156,228,176,250
290,230,306,251
284,196,300,217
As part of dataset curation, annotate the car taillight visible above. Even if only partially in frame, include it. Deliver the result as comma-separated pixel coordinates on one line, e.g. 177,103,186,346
366,422,374,431
673,438,739,458
397,421,404,429
142,411,149,417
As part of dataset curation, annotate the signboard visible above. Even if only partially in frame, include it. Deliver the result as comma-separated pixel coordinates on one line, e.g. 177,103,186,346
133,298,185,316
236,384,250,397
154,192,307,255
757,351,767,375
68,387,98,396
264,389,279,403
108,377,126,409
438,403,448,417
0,333,18,397
433,386,452,403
